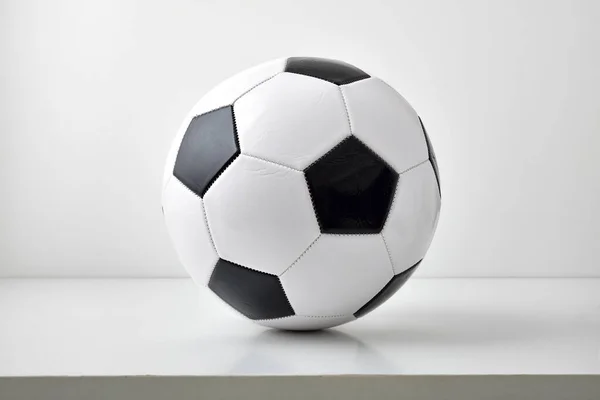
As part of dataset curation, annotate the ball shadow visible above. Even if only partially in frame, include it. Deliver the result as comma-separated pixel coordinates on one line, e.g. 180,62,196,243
228,328,394,374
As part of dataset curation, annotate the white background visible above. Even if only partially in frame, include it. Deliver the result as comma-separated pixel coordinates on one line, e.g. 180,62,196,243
1,0,599,277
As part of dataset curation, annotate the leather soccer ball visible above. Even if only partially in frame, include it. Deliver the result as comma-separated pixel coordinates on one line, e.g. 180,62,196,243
162,57,440,330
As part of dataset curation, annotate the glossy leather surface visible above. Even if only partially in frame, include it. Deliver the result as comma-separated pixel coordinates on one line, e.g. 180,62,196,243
419,117,441,195
285,57,370,85
208,258,294,320
353,261,421,318
173,106,239,198
305,136,398,234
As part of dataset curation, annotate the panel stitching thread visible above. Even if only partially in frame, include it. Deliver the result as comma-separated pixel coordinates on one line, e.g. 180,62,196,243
200,106,241,197
174,106,241,199
380,233,396,275
255,313,349,322
305,135,398,234
304,135,350,171
211,258,295,320
184,73,282,121
279,234,321,277
277,278,296,317
398,158,429,176
201,202,219,255
167,73,282,193
338,86,353,135
217,256,281,277
176,179,219,256
303,172,323,232
351,134,397,176
241,152,302,172
191,104,231,119
418,116,441,197
198,150,240,198
382,173,400,231
231,101,241,150
233,72,281,105
284,71,370,86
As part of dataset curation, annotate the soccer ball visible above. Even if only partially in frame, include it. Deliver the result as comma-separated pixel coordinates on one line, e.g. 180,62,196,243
162,57,441,330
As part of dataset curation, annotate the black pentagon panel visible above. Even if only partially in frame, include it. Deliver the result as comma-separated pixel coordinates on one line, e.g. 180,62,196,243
173,106,239,198
353,261,421,318
285,57,370,85
419,117,440,196
208,258,295,320
305,136,398,234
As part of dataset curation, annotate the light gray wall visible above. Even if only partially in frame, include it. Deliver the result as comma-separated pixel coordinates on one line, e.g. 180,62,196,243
1,0,599,277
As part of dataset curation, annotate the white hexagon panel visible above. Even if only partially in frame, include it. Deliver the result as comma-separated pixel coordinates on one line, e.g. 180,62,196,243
383,161,441,274
280,234,394,317
234,72,350,170
203,154,320,276
341,77,429,174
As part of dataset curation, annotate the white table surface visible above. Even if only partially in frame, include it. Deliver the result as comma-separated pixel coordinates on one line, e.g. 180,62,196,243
1,277,599,378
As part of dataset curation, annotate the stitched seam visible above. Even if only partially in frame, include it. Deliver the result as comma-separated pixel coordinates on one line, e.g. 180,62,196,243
376,79,432,175
305,135,351,171
380,233,396,275
338,86,353,135
382,173,400,231
217,257,280,277
284,71,369,86
255,313,350,322
201,201,218,255
241,152,302,172
336,74,370,85
278,278,295,316
190,104,232,120
399,158,429,175
211,258,295,320
419,116,441,197
335,136,399,234
299,131,350,176
279,234,321,277
233,72,281,104
195,150,240,198
190,73,281,120
303,171,324,232
231,103,241,150
200,107,241,197
304,135,398,235
174,108,240,199
350,135,397,175
176,181,219,256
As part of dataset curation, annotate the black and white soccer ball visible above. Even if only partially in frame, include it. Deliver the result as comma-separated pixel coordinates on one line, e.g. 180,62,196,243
162,57,441,330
